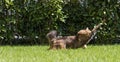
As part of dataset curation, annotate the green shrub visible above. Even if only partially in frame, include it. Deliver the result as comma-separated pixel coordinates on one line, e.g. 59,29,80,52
0,0,120,45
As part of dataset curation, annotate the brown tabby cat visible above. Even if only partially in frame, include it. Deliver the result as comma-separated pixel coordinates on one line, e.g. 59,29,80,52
47,23,103,50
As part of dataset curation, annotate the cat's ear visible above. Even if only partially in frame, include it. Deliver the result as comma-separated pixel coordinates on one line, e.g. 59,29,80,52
86,27,89,30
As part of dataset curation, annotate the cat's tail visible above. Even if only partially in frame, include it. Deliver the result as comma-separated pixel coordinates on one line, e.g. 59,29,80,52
46,30,58,41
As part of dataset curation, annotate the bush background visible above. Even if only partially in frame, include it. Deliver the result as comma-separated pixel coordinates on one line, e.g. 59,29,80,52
0,0,120,45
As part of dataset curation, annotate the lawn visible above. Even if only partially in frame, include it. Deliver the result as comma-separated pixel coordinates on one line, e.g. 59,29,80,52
0,45,120,62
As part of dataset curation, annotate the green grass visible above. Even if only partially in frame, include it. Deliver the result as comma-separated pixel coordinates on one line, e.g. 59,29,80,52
0,45,120,62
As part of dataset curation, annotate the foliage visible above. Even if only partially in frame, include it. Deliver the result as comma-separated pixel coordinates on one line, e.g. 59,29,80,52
0,0,120,45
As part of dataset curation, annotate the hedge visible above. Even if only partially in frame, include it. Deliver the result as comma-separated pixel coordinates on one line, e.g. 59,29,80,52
0,0,120,45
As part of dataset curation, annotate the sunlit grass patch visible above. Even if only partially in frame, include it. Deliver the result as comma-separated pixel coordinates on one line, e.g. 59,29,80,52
0,45,120,62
